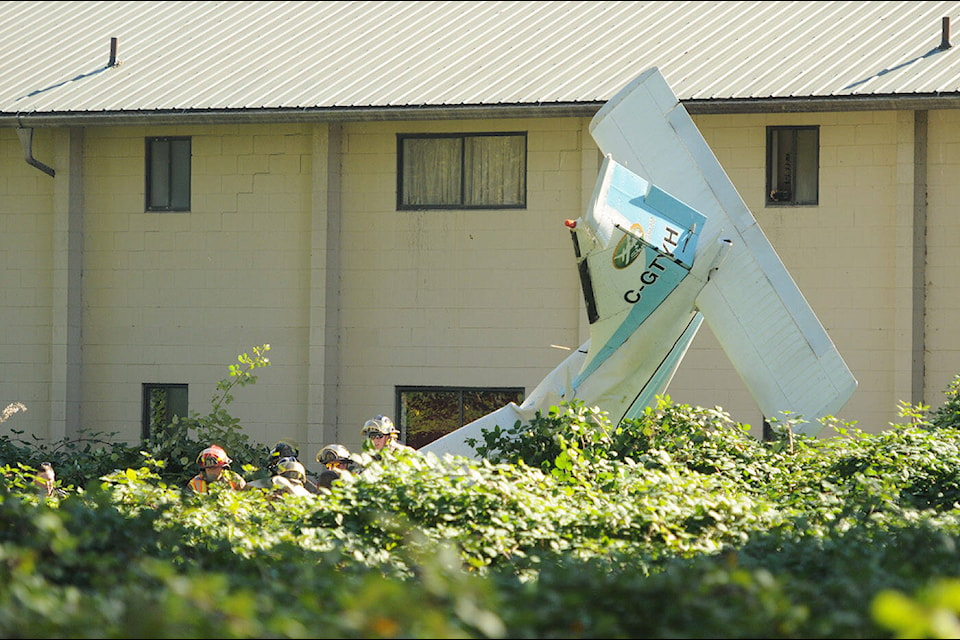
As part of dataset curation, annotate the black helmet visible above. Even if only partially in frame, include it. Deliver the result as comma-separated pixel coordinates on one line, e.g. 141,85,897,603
267,439,300,471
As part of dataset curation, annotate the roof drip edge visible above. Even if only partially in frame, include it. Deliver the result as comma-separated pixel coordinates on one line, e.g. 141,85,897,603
4,95,960,128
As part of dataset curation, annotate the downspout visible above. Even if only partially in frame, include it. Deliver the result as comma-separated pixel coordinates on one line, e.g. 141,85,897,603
16,126,55,177
13,36,121,178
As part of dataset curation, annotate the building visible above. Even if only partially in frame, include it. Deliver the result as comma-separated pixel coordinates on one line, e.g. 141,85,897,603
2,1,959,468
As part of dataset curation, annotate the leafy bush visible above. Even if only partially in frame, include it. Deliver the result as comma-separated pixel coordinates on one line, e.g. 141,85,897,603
931,373,960,430
141,344,274,485
4,357,960,637
0,345,274,493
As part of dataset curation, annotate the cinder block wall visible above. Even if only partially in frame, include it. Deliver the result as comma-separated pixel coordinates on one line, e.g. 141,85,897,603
80,124,314,452
5,107,957,463
335,118,587,451
669,110,935,436
925,110,960,409
76,118,589,464
0,128,55,439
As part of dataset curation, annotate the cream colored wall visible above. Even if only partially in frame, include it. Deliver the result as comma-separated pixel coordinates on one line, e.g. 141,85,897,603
0,128,55,439
5,107,957,463
80,124,315,450
925,110,960,410
334,118,588,451
669,110,922,436
339,109,946,444
77,118,590,465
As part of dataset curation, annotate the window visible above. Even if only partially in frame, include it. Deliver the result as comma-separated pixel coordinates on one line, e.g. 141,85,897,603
397,386,525,449
397,133,526,209
146,137,191,211
142,383,188,441
766,126,818,205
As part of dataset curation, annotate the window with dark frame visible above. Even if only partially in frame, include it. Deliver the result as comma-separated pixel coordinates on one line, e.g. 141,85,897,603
397,386,525,449
766,126,819,205
397,132,527,210
146,137,191,211
142,383,189,441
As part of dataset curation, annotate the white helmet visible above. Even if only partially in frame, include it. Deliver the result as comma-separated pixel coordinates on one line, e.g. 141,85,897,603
317,443,352,465
275,458,306,484
361,414,398,438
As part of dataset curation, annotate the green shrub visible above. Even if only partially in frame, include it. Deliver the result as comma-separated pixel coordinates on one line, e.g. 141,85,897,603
4,358,960,637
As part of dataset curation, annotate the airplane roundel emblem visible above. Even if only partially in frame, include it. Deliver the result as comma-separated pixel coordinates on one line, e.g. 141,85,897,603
612,223,645,269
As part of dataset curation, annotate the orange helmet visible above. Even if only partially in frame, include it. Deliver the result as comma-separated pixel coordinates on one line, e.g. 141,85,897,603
196,445,232,469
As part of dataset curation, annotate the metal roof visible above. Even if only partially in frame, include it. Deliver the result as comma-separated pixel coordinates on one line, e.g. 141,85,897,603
3,0,960,125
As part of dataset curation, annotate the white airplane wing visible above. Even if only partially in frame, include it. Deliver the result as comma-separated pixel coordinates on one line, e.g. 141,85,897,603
589,67,857,431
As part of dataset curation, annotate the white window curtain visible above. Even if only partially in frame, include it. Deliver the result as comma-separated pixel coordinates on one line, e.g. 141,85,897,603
402,137,462,206
464,135,525,206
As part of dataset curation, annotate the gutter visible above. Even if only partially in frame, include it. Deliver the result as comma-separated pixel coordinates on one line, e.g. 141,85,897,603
4,94,960,130
3,105,599,127
684,94,960,114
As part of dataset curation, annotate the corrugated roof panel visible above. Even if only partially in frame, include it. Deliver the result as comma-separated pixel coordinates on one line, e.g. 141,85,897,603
3,0,960,118
778,2,949,97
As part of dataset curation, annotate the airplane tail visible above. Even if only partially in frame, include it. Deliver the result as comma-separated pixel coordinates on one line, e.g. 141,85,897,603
589,67,857,433
421,66,857,459
422,156,717,458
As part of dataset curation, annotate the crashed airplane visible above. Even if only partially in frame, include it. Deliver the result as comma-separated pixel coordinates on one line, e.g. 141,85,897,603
420,67,857,459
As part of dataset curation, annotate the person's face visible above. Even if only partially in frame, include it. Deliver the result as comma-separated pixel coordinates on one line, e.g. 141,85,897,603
37,463,55,483
203,465,225,480
369,433,389,450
